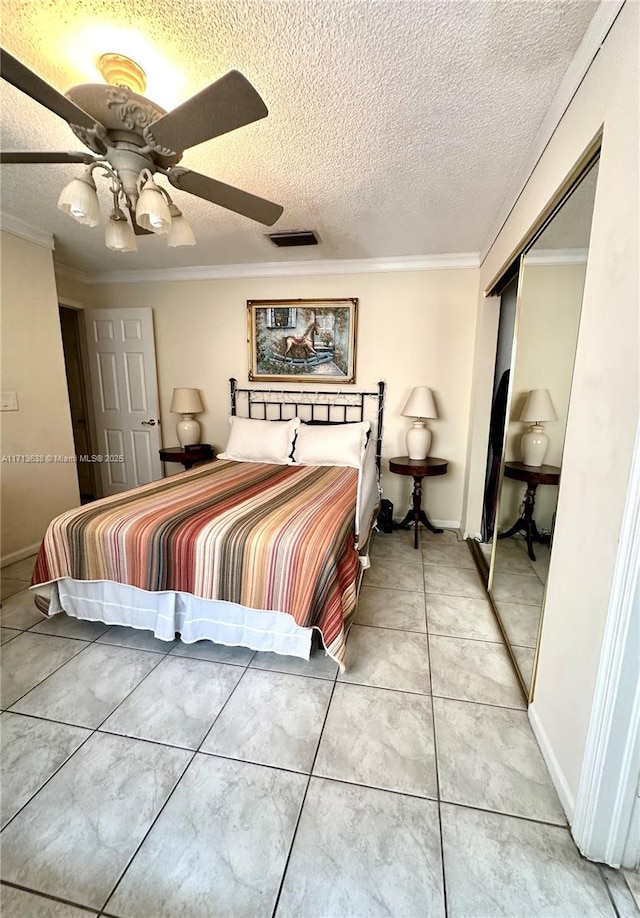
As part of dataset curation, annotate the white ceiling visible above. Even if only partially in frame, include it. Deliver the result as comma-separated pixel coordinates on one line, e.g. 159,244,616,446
0,0,600,277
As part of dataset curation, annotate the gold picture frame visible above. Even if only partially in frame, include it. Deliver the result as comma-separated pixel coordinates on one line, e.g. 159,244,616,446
247,298,358,383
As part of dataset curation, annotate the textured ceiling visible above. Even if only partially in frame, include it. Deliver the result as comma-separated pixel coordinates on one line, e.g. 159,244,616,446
0,0,599,276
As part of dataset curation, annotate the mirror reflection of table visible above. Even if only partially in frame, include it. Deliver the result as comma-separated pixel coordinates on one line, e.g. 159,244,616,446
498,461,561,561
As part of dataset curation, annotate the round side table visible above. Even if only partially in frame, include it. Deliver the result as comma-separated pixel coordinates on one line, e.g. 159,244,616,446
159,445,215,471
498,460,561,561
388,456,449,549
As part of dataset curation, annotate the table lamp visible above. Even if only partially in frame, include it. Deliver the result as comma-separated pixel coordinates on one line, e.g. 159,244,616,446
401,386,437,460
519,388,557,466
170,388,204,446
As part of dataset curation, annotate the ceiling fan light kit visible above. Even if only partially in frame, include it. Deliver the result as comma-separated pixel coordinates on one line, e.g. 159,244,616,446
1,47,284,253
167,204,196,247
135,170,172,234
105,208,137,252
57,166,100,227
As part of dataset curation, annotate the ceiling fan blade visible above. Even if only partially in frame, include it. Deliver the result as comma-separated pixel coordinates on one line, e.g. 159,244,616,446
1,48,99,131
0,151,96,164
149,70,268,155
167,168,283,226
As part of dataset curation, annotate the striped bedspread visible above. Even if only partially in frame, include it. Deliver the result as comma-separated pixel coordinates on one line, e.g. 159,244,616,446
32,459,362,668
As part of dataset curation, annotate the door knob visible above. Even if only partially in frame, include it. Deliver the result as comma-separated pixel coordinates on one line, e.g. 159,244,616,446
141,419,156,426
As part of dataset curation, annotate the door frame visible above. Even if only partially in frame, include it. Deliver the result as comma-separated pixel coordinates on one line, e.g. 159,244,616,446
571,420,640,868
58,297,102,499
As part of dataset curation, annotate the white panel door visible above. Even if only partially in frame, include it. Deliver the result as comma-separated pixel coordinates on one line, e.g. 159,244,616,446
85,308,162,495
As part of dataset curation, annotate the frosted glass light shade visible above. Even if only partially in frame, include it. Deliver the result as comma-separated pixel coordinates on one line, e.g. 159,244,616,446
401,386,437,419
167,212,196,247
170,388,204,414
135,177,172,234
57,169,100,227
519,389,557,423
105,214,137,252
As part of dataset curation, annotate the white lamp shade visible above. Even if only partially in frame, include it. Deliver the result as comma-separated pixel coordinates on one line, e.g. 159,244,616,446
520,389,557,423
167,213,196,247
401,386,437,419
170,388,204,415
57,170,100,227
105,215,137,252
135,178,172,234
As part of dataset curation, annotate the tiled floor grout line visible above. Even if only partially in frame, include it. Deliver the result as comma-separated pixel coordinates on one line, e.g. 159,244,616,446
441,798,571,832
355,617,512,646
423,554,450,918
192,655,256,754
97,747,199,917
270,674,339,918
598,865,626,918
0,724,97,837
96,654,257,915
0,880,98,915
2,638,95,711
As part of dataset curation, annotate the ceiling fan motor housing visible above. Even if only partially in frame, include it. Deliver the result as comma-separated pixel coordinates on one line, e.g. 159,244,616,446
65,84,182,168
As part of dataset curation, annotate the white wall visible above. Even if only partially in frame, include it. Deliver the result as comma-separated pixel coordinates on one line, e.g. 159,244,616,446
86,268,479,526
1,231,79,562
463,1,639,811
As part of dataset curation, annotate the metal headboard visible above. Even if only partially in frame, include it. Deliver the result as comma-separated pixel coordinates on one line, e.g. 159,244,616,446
230,378,386,474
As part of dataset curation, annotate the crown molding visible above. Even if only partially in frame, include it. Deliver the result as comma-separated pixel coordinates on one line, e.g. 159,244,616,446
54,262,92,284
524,248,589,266
78,253,480,285
1,212,54,250
480,0,625,263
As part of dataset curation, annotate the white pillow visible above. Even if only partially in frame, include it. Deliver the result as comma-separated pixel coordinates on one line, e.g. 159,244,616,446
293,421,371,468
218,416,301,464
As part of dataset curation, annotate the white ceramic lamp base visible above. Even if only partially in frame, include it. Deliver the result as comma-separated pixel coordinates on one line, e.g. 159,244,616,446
406,420,432,460
176,414,201,447
521,424,548,467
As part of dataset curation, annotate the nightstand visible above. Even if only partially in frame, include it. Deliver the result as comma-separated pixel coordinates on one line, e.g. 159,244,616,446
159,445,215,471
388,456,449,549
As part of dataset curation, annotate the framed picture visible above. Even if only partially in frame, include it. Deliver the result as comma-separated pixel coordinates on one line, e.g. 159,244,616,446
247,298,358,383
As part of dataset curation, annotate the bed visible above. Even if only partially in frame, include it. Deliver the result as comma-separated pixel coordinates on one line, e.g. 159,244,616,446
30,379,385,671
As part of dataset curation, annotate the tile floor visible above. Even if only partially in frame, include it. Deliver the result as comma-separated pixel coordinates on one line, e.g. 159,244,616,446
1,533,638,917
479,535,551,688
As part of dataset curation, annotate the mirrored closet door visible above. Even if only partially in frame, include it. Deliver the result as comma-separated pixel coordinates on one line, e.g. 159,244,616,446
487,159,599,699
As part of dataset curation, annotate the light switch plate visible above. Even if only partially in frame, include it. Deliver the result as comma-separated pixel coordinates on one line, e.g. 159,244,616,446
1,390,18,411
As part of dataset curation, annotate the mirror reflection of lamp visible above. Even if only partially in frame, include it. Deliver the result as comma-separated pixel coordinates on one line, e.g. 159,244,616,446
519,389,557,466
170,388,204,447
401,387,438,460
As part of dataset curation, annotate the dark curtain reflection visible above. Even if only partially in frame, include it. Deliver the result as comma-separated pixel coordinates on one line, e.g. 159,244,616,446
482,369,510,542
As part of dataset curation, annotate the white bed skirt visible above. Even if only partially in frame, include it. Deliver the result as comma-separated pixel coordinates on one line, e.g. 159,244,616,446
36,578,318,661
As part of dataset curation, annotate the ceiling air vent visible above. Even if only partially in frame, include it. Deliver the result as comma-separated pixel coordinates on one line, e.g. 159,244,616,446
267,230,319,247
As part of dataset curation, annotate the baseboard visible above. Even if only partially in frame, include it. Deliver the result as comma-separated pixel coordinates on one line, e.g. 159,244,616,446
529,702,576,822
1,543,40,568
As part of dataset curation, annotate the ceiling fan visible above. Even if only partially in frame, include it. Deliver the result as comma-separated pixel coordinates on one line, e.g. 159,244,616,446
0,49,284,250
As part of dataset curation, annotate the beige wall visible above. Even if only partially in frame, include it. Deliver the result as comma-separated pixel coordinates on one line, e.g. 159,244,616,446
88,268,479,524
463,1,639,809
499,261,586,532
1,232,79,562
